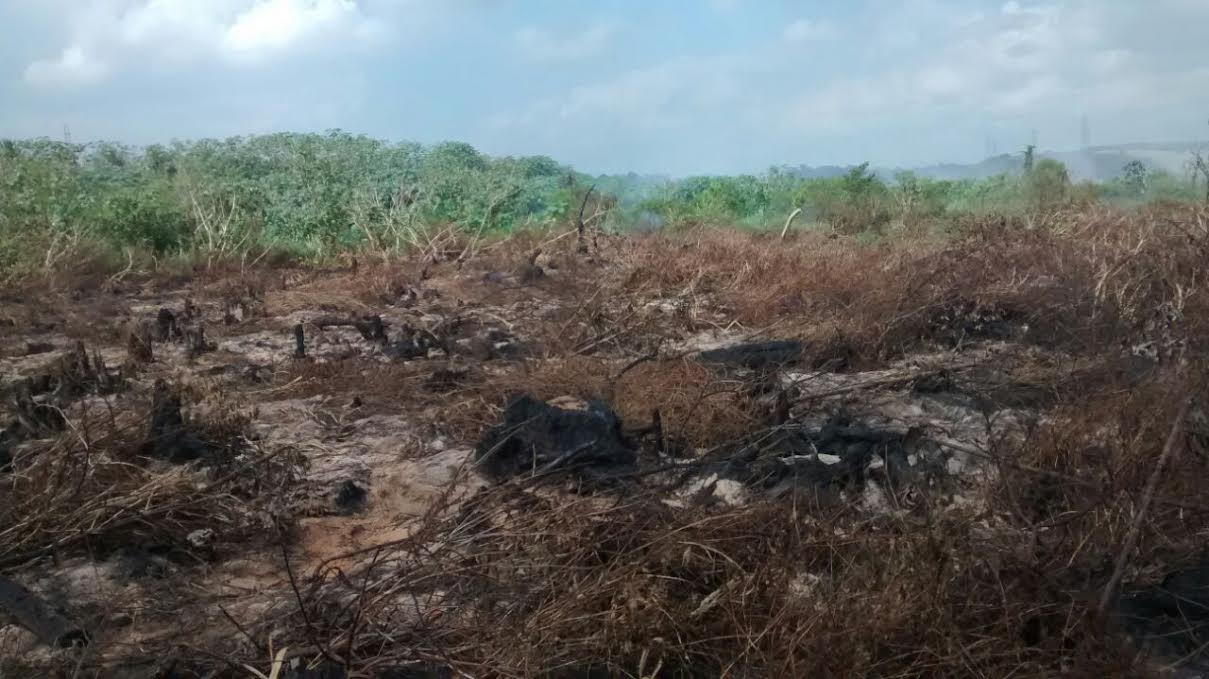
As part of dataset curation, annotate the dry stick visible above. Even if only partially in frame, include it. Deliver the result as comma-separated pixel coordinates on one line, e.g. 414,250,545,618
219,604,267,656
533,439,599,477
575,184,596,253
1096,396,1192,615
537,227,579,250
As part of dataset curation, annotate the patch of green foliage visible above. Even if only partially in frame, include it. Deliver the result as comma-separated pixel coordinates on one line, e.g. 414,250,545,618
1097,160,1203,205
614,152,1202,234
1,133,1203,279
0,132,580,276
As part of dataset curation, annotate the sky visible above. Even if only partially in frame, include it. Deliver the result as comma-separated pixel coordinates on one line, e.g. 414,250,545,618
2,0,1208,175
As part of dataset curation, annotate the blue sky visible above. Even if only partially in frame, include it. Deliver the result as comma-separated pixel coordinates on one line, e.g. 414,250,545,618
2,0,1208,175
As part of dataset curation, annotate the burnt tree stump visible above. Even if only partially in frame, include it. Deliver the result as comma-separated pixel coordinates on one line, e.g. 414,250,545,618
147,379,207,462
126,323,154,364
155,308,178,341
293,323,306,359
184,323,213,358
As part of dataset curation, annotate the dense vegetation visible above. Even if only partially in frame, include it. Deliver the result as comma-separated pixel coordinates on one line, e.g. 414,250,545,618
634,154,1203,233
0,133,578,276
1,132,1204,278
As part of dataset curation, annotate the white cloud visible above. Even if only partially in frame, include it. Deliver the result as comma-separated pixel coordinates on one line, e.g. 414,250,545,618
514,22,616,62
224,0,379,58
23,0,386,86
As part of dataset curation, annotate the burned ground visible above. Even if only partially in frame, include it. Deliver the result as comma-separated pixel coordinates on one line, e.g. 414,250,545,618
3,204,1209,677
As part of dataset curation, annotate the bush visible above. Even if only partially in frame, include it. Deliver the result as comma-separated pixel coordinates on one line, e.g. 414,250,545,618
1028,158,1071,212
94,187,189,252
804,164,893,234
0,133,583,273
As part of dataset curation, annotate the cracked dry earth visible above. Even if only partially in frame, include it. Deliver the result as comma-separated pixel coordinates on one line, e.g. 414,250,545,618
0,241,1175,677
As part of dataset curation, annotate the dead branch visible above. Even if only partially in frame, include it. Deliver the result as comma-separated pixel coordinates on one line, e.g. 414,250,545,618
576,184,596,254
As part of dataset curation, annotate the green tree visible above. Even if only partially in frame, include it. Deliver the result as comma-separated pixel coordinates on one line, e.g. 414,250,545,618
1121,160,1148,196
841,163,878,197
824,163,891,233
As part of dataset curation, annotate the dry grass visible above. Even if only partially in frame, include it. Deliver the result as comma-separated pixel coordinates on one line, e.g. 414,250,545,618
264,203,1209,677
606,204,1209,365
269,382,1209,677
4,203,1209,677
284,484,1139,677
0,385,299,572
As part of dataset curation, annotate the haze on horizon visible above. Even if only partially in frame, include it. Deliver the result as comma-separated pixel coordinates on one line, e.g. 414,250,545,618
2,0,1207,176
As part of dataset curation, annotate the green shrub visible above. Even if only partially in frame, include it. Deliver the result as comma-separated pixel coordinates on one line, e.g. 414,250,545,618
94,188,187,252
1027,158,1071,211
0,133,584,271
